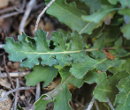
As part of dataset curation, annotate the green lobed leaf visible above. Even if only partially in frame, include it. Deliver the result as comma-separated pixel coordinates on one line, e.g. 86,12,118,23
53,86,72,110
93,72,129,102
25,65,58,86
70,58,121,79
35,67,84,110
4,30,88,68
96,59,122,71
46,0,99,34
115,76,130,110
94,79,113,102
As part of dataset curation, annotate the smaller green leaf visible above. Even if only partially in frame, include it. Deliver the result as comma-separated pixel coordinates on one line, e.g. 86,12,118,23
25,66,58,86
82,8,117,23
46,0,87,33
35,95,51,110
70,57,118,80
107,0,118,5
70,58,118,79
121,23,130,40
70,56,98,79
59,67,84,88
121,59,130,73
84,72,107,84
46,0,100,34
54,87,72,110
93,79,113,102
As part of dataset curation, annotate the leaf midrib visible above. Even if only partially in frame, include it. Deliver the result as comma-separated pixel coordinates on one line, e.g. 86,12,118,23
16,48,97,55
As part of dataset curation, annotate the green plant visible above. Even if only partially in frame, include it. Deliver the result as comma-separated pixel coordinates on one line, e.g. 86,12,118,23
4,0,130,110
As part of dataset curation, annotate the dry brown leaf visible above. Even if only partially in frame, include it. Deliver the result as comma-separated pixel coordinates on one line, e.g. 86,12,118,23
0,79,11,89
44,78,61,91
0,18,12,34
0,0,9,8
103,50,115,60
68,84,76,90
7,62,20,72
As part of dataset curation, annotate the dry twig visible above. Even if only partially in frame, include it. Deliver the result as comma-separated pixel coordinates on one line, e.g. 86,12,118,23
107,98,115,110
19,0,36,33
85,97,95,110
0,11,23,20
0,1,43,20
94,100,99,110
0,87,35,101
3,55,15,89
35,83,41,101
0,0,26,20
13,78,19,110
34,0,55,32
0,6,16,14
0,72,29,78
